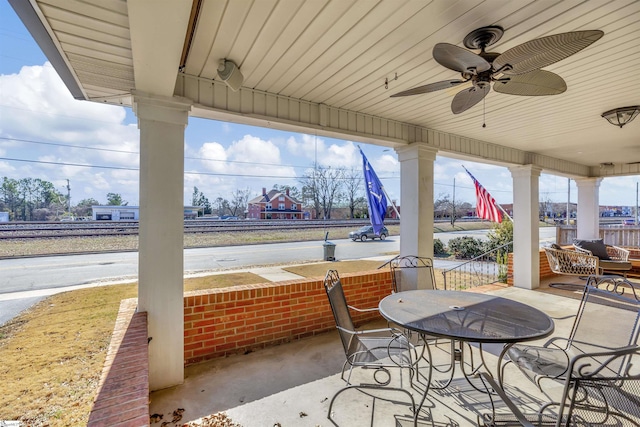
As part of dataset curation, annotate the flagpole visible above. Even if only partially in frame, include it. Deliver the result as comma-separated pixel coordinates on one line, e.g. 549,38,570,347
462,165,513,223
497,203,513,222
382,186,401,219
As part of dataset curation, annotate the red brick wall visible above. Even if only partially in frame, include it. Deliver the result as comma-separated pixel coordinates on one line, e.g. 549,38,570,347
183,270,392,366
88,299,149,427
507,249,556,286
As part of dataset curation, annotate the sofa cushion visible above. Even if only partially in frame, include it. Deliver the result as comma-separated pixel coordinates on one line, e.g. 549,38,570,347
599,260,632,271
574,239,610,260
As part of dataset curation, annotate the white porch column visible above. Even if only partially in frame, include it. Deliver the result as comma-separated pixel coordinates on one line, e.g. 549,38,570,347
395,143,437,290
133,92,191,391
575,178,602,240
509,165,541,290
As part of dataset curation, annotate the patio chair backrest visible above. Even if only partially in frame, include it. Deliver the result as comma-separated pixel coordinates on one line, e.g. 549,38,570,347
558,345,640,426
566,278,640,374
323,269,356,356
390,255,436,292
543,247,598,277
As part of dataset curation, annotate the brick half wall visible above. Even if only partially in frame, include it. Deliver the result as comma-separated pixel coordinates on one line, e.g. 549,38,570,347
88,299,149,427
507,249,557,286
183,270,391,365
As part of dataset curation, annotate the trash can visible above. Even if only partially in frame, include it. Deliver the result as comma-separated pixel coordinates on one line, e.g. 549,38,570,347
323,241,336,261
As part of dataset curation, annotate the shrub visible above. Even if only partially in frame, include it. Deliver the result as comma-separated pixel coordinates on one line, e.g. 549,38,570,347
447,236,486,259
486,220,513,254
434,238,447,256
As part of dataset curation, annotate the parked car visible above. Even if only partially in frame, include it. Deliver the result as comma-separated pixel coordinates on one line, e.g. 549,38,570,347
349,225,388,242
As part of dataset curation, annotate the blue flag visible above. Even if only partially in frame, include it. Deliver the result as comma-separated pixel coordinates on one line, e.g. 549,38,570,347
359,147,388,234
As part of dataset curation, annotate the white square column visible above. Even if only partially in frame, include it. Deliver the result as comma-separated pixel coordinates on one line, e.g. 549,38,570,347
133,92,191,391
575,178,602,240
396,143,437,290
509,165,541,290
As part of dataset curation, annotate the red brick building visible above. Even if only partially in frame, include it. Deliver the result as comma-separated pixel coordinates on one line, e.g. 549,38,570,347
247,188,305,220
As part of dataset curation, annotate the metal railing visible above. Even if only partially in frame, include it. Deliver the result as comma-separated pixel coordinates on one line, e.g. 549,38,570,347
442,242,512,291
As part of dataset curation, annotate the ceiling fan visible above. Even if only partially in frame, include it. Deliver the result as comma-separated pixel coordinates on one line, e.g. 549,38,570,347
390,26,603,114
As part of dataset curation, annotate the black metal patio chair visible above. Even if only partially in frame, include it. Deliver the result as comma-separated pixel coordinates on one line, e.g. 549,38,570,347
323,269,417,426
498,276,640,395
389,255,437,292
479,345,640,426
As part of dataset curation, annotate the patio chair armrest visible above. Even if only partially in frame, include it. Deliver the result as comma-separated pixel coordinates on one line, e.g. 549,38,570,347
347,304,379,313
337,325,398,336
607,245,630,261
355,327,398,335
542,336,570,350
477,373,536,427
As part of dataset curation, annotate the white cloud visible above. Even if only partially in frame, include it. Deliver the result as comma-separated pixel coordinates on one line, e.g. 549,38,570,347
190,134,298,201
0,63,140,204
286,134,325,161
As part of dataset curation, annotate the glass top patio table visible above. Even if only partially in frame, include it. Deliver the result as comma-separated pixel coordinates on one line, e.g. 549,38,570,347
378,290,555,344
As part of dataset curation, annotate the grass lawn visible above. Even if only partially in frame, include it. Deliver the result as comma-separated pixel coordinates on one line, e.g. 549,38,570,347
0,260,408,427
0,272,267,426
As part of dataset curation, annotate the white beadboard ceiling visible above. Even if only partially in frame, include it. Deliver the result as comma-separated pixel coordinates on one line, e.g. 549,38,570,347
12,0,640,177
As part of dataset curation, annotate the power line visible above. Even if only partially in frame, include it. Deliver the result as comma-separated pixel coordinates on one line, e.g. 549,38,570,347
0,156,401,180
0,136,137,154
0,157,137,171
0,136,312,169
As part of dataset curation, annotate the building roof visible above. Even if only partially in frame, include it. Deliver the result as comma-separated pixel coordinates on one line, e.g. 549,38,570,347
248,190,301,205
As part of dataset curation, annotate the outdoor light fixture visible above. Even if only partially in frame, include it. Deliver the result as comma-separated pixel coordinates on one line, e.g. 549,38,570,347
217,59,243,91
601,106,640,128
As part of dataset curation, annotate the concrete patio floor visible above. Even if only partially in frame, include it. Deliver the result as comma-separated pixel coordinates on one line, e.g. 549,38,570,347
148,276,602,426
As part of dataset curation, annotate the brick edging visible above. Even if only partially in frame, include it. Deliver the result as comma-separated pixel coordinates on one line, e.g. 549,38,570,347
88,299,149,427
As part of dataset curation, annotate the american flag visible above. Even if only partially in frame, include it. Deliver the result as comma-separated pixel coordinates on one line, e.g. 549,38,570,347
463,166,502,223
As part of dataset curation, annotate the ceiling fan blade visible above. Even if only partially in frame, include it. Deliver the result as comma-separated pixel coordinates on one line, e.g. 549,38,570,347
493,30,603,75
433,43,491,74
451,85,490,114
494,70,567,96
390,80,465,97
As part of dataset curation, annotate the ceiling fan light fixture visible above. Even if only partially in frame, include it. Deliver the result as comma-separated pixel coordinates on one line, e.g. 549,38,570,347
601,106,640,128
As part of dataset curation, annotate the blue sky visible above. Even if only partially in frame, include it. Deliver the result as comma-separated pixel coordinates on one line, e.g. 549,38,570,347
0,2,636,210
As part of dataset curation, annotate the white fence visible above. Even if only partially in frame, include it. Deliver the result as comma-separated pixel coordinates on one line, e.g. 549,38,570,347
557,226,640,247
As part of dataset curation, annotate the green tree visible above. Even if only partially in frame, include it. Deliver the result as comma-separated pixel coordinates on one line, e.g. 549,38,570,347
191,187,212,215
486,220,514,254
73,198,100,218
17,178,37,220
486,220,514,283
106,193,127,206
1,177,19,220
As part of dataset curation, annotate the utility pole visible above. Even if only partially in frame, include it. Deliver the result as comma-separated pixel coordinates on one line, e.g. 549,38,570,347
451,178,456,226
66,179,71,214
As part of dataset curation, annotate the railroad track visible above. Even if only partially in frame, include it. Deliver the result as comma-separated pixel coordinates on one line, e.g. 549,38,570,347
0,219,400,239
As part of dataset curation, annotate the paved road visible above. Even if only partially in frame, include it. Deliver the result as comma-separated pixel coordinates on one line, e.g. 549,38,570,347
0,227,557,325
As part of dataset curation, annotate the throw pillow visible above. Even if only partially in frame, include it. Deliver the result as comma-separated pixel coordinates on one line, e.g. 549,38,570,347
573,239,610,260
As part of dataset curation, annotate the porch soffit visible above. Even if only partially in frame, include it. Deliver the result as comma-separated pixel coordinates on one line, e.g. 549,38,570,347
13,0,640,178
